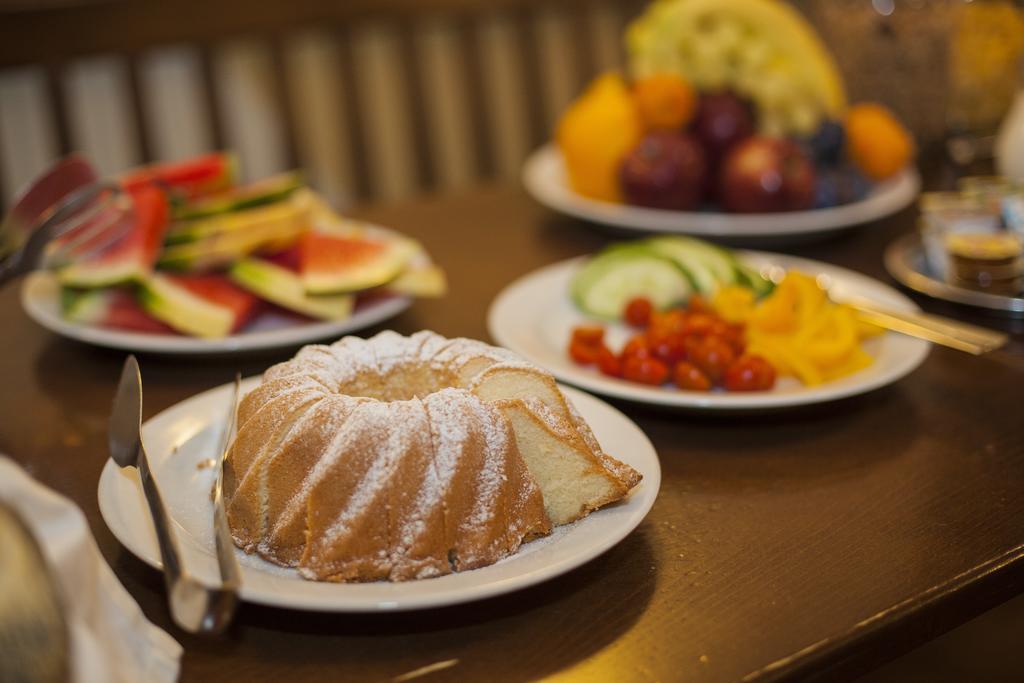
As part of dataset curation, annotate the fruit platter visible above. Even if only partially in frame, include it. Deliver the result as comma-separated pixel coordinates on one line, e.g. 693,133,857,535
523,0,920,240
488,236,930,410
20,153,445,353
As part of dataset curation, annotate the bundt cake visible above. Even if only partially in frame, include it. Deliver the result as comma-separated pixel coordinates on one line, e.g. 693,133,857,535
223,330,642,582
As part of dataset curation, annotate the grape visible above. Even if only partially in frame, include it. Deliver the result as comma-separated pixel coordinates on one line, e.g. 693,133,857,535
807,120,846,166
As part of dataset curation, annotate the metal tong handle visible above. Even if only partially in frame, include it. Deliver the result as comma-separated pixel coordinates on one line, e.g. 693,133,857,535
111,357,237,635
212,375,242,594
842,295,1008,355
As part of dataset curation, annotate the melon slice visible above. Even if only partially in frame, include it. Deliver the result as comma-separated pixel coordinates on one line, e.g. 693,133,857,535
299,231,418,294
62,287,176,335
173,171,304,221
58,184,170,288
165,189,311,245
120,152,236,201
139,273,261,338
229,257,354,321
386,264,447,298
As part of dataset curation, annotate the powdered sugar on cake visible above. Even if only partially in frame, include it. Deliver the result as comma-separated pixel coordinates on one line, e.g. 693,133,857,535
222,329,638,583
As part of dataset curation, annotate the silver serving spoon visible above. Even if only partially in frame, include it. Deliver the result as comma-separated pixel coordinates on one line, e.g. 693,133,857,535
109,356,238,634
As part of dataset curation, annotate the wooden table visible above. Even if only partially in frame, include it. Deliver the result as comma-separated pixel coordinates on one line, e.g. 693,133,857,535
3,185,1024,682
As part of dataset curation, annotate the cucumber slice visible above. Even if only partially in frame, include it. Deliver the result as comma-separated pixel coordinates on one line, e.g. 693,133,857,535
571,247,692,319
645,236,738,293
735,262,774,297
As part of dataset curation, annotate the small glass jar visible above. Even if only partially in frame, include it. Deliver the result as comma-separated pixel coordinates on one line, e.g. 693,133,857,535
945,232,1024,295
918,191,1000,279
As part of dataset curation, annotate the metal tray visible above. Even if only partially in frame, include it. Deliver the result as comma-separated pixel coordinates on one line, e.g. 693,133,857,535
884,232,1024,317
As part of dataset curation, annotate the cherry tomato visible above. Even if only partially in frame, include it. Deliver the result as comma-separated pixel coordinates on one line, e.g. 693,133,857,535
647,328,688,364
597,346,622,377
650,309,687,336
622,334,653,360
721,322,747,354
571,324,605,347
723,354,777,392
683,334,704,357
688,336,736,384
682,312,717,337
622,355,670,385
623,297,654,327
673,361,712,391
569,340,602,365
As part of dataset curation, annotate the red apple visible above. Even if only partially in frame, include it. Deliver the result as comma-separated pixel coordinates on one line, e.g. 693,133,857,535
619,131,706,211
693,92,755,163
718,137,816,213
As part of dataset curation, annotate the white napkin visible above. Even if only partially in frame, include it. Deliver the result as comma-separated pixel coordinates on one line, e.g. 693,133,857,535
0,457,182,683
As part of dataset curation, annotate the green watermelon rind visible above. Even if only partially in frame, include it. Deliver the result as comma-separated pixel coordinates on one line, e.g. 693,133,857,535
302,237,419,294
61,287,109,323
138,274,235,338
158,220,308,272
57,260,147,289
164,191,310,246
171,171,305,222
229,258,354,321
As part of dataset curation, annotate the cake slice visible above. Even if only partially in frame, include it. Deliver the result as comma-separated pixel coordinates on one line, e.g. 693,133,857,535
493,398,630,526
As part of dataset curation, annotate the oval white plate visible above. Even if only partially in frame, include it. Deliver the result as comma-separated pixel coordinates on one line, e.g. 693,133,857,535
488,253,930,411
21,271,412,355
97,378,660,612
522,145,920,240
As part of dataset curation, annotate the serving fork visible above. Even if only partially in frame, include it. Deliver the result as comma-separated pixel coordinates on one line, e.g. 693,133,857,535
109,356,240,634
0,155,138,287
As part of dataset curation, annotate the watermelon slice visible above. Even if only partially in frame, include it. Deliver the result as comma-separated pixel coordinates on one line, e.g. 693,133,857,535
229,257,354,321
386,264,447,298
299,231,418,294
172,171,304,221
57,184,170,287
62,287,177,335
138,273,260,338
164,190,311,245
120,152,236,201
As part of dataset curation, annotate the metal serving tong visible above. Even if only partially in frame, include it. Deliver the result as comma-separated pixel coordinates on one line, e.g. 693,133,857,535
109,356,240,634
816,273,1008,355
0,156,133,287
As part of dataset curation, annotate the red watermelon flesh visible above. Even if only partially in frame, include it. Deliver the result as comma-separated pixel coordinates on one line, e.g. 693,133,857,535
262,245,302,273
166,273,262,332
58,184,170,287
63,287,177,335
120,152,236,200
299,232,413,294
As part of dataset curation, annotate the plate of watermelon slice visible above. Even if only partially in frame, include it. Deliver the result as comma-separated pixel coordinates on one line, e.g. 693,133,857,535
18,153,446,354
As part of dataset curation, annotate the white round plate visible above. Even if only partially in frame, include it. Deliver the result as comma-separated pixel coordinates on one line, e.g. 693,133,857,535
97,378,660,612
522,144,920,240
21,271,412,355
488,253,931,411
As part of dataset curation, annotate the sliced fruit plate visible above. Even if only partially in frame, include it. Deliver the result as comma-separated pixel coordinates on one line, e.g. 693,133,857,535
488,236,930,410
19,153,446,353
526,0,920,241
523,145,920,240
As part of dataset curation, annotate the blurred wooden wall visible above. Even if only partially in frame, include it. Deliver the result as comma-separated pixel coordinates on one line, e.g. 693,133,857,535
1,0,1007,210
0,0,643,209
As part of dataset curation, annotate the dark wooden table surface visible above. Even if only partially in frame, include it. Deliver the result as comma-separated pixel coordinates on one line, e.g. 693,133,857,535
3,185,1024,682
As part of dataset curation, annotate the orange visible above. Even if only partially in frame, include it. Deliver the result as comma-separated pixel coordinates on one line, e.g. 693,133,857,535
845,103,915,180
632,73,697,130
556,73,642,203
